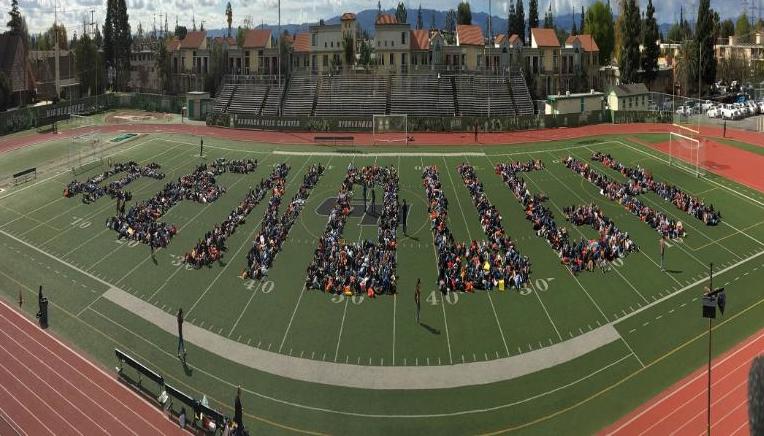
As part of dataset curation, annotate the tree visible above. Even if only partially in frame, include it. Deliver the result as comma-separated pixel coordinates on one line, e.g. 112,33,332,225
396,2,407,25
618,0,641,84
175,25,188,40
529,0,539,30
74,33,104,96
7,0,22,35
155,38,172,92
45,23,68,50
359,39,374,66
571,8,578,36
696,0,716,95
580,5,585,36
0,71,11,111
736,13,752,43
342,31,355,67
641,0,659,84
584,1,615,65
507,0,516,36
113,0,132,90
445,9,456,33
206,40,228,95
416,4,423,29
675,40,698,96
717,48,748,84
430,11,436,29
103,0,115,80
515,0,525,43
543,4,554,29
719,19,735,39
226,2,233,38
457,2,472,26
377,1,382,18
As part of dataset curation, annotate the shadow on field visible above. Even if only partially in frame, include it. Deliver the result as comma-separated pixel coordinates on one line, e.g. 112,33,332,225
665,269,683,274
419,323,440,335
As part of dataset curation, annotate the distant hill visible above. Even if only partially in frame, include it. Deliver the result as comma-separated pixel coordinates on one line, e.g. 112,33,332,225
204,8,675,42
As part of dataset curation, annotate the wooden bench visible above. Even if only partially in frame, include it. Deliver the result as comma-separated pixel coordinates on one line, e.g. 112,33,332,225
115,348,164,388
314,136,354,146
13,168,37,186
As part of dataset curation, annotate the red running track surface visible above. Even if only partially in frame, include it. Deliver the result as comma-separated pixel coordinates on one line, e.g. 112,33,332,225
0,299,187,435
600,328,764,435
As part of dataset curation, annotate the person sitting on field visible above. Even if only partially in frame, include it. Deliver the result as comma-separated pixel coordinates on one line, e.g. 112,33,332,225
591,152,720,225
305,164,399,296
65,161,164,203
243,164,324,279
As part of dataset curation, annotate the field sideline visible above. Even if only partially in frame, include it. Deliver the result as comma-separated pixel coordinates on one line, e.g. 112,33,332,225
0,124,762,434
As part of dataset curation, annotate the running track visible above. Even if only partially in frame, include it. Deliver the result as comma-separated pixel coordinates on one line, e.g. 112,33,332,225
0,299,187,435
601,328,764,435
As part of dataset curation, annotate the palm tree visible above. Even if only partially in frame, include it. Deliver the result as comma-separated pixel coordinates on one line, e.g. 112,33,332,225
225,2,233,38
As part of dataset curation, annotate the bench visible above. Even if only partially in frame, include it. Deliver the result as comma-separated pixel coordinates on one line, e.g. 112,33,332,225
115,348,164,388
13,168,36,186
314,136,354,146
165,384,227,432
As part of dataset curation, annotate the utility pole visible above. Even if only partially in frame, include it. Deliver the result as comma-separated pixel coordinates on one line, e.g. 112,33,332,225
278,0,282,116
54,0,60,99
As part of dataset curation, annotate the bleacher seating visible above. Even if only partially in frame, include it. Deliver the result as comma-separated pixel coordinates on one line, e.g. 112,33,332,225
510,72,535,116
212,84,235,113
455,76,516,117
314,75,387,117
282,75,318,116
390,75,455,117
227,83,269,115
261,84,284,116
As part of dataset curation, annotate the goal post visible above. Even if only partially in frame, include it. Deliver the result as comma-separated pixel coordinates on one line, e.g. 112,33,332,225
669,131,705,177
68,133,106,176
373,114,408,145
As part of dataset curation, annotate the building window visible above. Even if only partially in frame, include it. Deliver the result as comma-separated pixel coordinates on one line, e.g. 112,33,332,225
390,53,395,65
312,34,317,46
402,32,406,45
580,97,585,113
402,53,407,65
323,55,328,67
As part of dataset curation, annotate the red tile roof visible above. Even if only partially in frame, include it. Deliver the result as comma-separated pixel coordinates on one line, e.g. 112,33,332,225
565,34,599,52
341,12,356,21
212,36,237,47
410,29,430,50
376,14,398,25
293,32,311,53
242,29,272,49
509,34,521,45
166,38,181,51
456,24,484,46
494,34,507,45
179,31,206,49
531,28,560,47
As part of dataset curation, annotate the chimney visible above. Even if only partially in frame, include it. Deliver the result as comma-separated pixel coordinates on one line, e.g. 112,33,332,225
757,32,762,45
729,35,737,46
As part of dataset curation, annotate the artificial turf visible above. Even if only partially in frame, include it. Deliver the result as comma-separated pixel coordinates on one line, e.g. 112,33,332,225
0,127,762,434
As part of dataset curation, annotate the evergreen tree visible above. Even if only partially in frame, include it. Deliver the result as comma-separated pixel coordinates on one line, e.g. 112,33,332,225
430,11,436,29
529,0,539,30
641,0,659,84
226,2,233,38
103,0,115,72
736,13,752,43
457,2,472,26
7,0,22,34
377,1,382,18
516,0,525,43
571,7,578,36
508,0,516,36
543,4,554,29
720,19,735,39
416,4,423,30
695,0,716,95
618,0,640,83
115,0,131,90
0,72,11,111
395,1,407,25
580,5,585,35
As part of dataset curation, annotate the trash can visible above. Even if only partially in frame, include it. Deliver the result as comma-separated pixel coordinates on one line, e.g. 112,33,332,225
36,285,48,328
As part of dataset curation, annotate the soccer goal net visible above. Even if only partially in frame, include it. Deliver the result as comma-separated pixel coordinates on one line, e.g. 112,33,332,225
373,114,408,145
669,131,705,177
68,133,106,175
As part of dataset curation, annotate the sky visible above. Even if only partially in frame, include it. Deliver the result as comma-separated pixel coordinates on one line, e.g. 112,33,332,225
0,0,756,36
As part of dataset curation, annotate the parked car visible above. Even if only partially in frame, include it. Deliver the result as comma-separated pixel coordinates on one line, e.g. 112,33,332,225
676,106,691,116
701,100,715,111
720,104,741,120
706,107,721,118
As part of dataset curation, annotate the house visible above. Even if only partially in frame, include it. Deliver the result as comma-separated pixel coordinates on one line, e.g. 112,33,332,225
607,83,650,111
454,25,484,71
240,29,274,75
310,13,359,73
29,49,79,100
409,29,431,70
292,32,312,73
374,14,411,73
565,34,601,90
545,90,605,115
528,28,562,96
128,40,161,93
0,33,34,106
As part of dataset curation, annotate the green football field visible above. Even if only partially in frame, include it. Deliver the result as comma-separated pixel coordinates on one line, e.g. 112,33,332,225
0,128,763,434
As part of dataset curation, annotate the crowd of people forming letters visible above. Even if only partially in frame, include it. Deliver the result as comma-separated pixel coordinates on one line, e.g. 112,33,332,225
590,152,720,225
424,164,530,293
305,164,399,296
105,159,257,249
564,156,690,239
64,161,165,204
243,163,324,279
495,160,638,274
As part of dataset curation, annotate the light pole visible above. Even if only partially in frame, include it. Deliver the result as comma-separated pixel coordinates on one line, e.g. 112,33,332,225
701,262,727,436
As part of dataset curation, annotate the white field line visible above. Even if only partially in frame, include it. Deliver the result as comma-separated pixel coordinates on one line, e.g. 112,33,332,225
618,337,645,368
0,401,27,436
274,151,487,157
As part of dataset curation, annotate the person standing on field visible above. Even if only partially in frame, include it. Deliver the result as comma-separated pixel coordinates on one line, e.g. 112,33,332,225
400,199,409,234
415,278,421,324
659,236,666,271
177,308,186,361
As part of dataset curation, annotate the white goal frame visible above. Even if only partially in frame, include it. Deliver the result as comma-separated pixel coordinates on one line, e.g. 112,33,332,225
669,131,704,178
373,114,408,145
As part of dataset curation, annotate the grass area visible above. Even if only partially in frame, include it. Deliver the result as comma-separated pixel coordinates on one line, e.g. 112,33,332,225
712,137,764,156
0,130,762,434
